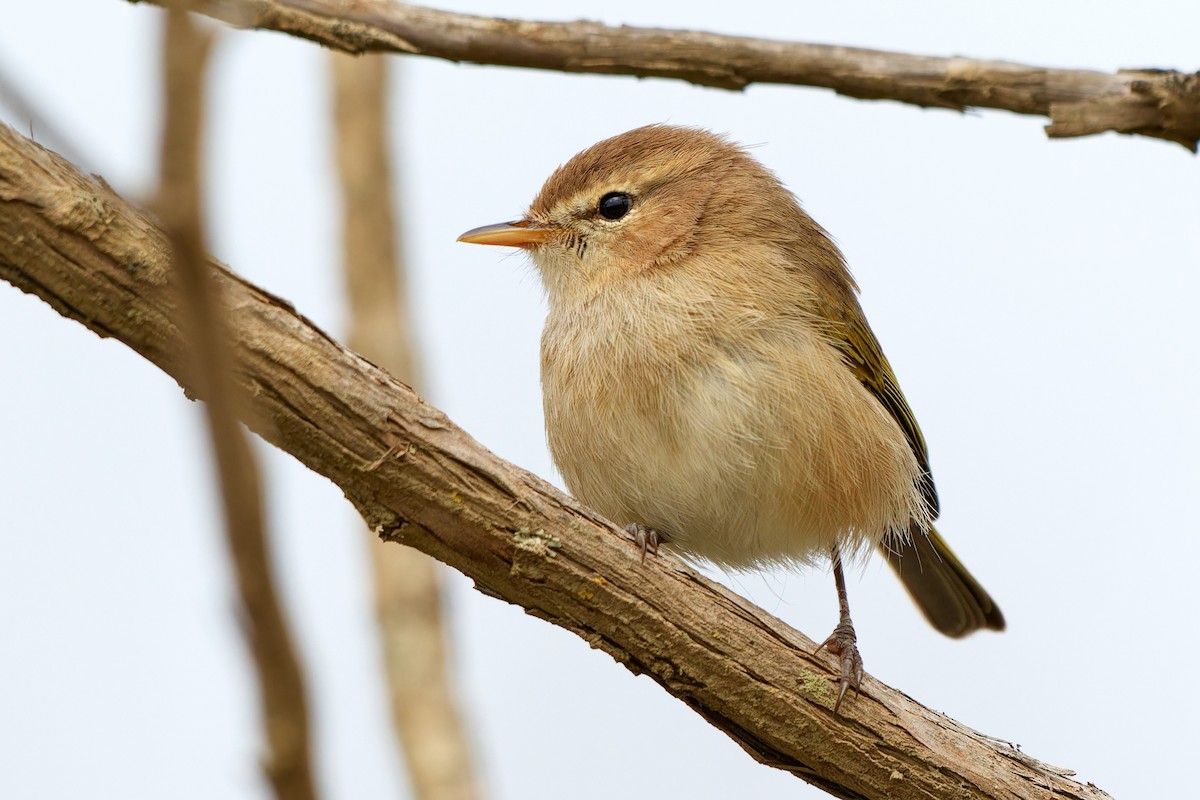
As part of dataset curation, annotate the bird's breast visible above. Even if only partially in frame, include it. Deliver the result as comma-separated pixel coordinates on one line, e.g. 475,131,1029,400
539,277,923,568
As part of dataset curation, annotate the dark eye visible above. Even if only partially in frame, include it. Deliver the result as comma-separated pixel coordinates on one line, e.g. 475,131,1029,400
598,191,632,221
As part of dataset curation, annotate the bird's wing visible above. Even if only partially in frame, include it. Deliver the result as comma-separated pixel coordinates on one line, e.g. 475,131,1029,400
826,304,940,518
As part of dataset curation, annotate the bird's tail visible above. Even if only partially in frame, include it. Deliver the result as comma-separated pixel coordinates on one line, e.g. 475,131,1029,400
881,523,1005,638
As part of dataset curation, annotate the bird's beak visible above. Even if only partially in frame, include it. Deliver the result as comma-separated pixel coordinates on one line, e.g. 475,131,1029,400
457,219,557,248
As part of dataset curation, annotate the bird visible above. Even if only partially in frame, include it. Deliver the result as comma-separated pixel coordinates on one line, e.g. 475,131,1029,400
458,124,1004,710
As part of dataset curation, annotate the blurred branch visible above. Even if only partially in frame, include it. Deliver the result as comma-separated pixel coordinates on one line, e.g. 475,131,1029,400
331,51,482,800
129,0,1200,150
333,54,419,387
0,124,1114,800
155,10,317,800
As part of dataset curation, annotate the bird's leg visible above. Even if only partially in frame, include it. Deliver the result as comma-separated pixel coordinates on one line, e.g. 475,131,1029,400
625,524,665,562
815,545,864,714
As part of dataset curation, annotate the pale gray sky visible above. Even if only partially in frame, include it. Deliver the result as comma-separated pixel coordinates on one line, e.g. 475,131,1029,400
1,2,1198,799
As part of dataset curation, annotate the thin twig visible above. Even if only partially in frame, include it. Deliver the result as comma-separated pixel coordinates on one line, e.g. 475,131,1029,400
0,123,1114,800
130,0,1200,150
155,10,318,800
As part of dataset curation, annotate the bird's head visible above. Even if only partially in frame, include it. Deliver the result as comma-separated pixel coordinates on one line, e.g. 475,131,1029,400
458,125,804,305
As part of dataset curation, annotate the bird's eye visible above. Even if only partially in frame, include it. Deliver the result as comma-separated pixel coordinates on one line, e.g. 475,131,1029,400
598,192,632,221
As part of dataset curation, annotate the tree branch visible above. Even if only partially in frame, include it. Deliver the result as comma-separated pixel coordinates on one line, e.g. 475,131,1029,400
155,9,318,800
331,51,483,800
0,124,1113,800
128,0,1200,150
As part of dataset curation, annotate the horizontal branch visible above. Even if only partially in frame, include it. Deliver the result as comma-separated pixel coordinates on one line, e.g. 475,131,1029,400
130,0,1200,150
0,124,1113,800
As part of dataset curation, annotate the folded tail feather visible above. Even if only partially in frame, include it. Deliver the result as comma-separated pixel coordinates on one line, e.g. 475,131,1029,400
881,523,1005,638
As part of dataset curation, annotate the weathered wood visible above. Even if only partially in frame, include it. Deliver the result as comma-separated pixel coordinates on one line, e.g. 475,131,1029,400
130,0,1200,150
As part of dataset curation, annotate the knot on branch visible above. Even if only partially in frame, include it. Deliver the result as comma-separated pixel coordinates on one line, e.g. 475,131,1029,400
1134,70,1200,151
1047,69,1200,151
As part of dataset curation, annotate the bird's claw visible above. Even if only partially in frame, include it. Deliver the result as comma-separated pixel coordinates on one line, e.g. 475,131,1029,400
626,523,660,563
816,620,864,715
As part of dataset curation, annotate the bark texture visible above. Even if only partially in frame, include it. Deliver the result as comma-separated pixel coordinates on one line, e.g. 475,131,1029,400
0,124,1113,800
131,0,1200,150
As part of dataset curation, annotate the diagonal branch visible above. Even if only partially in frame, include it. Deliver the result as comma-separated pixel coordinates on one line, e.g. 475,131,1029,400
128,0,1200,150
0,123,1113,800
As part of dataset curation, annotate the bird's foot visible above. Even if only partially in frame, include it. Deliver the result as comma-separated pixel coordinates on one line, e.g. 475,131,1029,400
815,620,864,714
625,523,663,562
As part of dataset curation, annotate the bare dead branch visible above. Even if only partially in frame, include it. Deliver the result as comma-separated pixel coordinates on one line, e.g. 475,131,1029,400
331,51,482,800
0,123,1114,800
127,0,1200,150
155,10,318,800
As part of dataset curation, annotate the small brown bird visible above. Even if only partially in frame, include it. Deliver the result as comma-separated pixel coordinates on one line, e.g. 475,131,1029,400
459,125,1003,709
